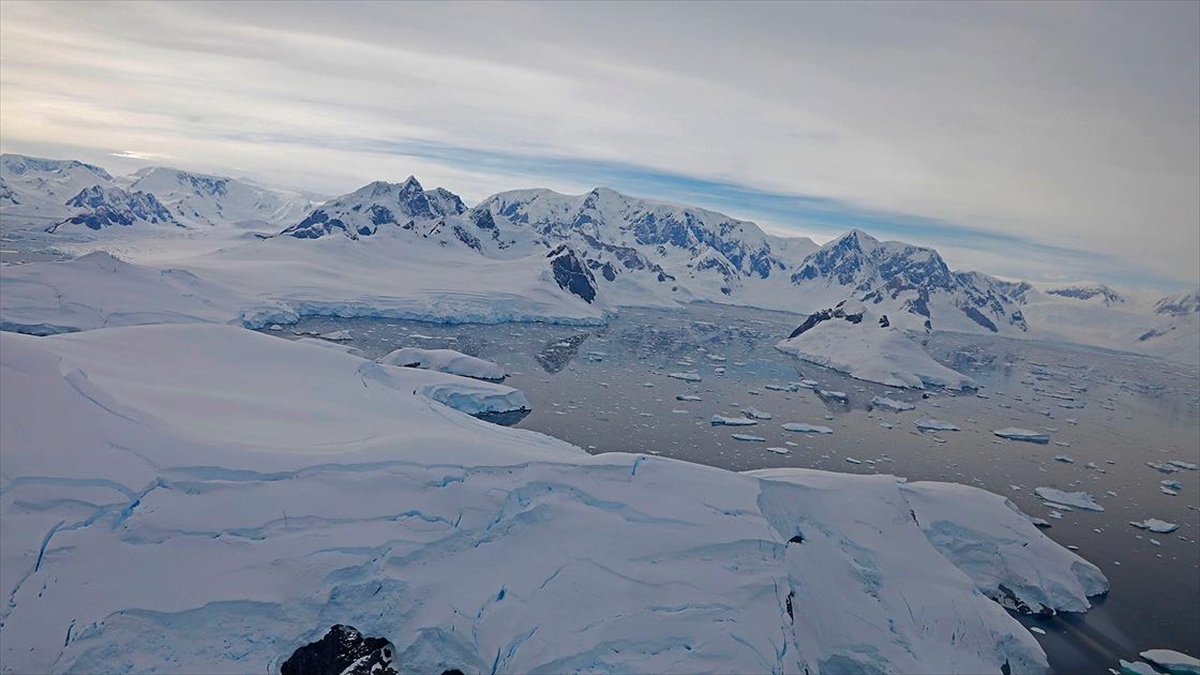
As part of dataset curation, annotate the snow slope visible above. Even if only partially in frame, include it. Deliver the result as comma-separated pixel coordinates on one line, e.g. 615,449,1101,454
1,324,1105,674
0,154,116,230
379,347,507,382
127,167,318,228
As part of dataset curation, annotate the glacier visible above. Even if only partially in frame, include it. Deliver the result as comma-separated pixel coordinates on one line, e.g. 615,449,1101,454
0,323,1109,674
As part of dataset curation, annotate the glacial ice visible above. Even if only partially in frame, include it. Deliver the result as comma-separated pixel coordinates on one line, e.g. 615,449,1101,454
993,428,1051,444
1034,488,1104,512
782,423,834,434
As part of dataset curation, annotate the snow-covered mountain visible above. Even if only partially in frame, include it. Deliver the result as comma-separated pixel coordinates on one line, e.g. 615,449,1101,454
788,230,1028,335
279,177,465,240
1153,289,1200,317
1042,283,1127,307
0,154,117,227
45,185,180,232
127,167,319,227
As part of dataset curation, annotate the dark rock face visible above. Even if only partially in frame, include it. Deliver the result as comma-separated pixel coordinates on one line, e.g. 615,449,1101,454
1045,285,1125,306
47,186,177,232
281,624,397,675
547,245,597,303
786,301,868,339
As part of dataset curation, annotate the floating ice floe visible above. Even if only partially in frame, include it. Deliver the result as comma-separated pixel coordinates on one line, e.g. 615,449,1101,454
1140,648,1200,675
992,428,1051,444
710,415,757,426
1035,488,1104,512
667,371,702,382
1119,660,1162,675
818,389,848,402
782,422,834,434
767,446,790,455
1129,519,1179,534
379,347,506,382
914,418,961,432
871,396,915,412
1054,456,1075,464
742,407,772,420
1169,460,1199,471
1146,462,1180,474
319,329,353,341
844,457,862,464
731,433,766,442
675,394,703,402
1160,486,1179,496
1161,480,1183,491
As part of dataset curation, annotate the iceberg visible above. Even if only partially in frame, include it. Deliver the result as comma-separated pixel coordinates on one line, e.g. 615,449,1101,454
871,396,915,412
1140,649,1200,675
731,433,766,442
1034,488,1104,512
992,428,1050,444
1129,519,1179,534
782,422,834,434
379,347,506,382
915,418,961,432
710,415,758,426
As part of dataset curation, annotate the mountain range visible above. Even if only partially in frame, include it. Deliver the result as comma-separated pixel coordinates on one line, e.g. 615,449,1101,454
2,153,1196,363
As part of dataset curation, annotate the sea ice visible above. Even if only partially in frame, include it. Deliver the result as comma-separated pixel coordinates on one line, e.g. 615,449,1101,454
782,422,834,434
710,415,757,426
993,428,1051,444
667,371,702,382
1140,648,1200,675
871,396,915,412
731,433,766,442
914,418,961,432
1034,488,1104,512
742,407,772,420
1129,519,1179,534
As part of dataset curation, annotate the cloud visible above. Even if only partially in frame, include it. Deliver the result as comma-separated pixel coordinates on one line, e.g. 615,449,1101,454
0,1,1196,287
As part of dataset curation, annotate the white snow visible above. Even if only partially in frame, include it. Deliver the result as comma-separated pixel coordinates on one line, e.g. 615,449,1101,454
992,428,1051,444
0,323,1108,674
1034,488,1105,512
782,423,834,435
1140,649,1200,675
379,347,506,382
776,312,978,390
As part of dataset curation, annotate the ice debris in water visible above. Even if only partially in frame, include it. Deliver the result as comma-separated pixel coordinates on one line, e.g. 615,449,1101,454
1140,649,1200,675
742,407,772,420
914,418,960,432
1035,487,1104,512
676,394,702,402
731,433,766,442
992,428,1050,444
667,372,702,382
782,422,834,434
871,396,915,412
1054,455,1075,464
711,415,757,427
1130,519,1179,534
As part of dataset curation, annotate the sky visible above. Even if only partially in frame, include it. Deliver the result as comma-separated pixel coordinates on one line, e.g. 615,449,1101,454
1,1,1197,290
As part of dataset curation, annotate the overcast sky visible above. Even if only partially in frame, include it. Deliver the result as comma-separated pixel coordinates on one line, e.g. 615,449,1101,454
1,1,1197,289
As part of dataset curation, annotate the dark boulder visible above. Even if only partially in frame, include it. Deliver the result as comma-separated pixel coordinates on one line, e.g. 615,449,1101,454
281,624,397,675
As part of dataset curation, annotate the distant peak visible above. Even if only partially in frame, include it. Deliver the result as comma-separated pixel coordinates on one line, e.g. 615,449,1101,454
400,175,423,190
